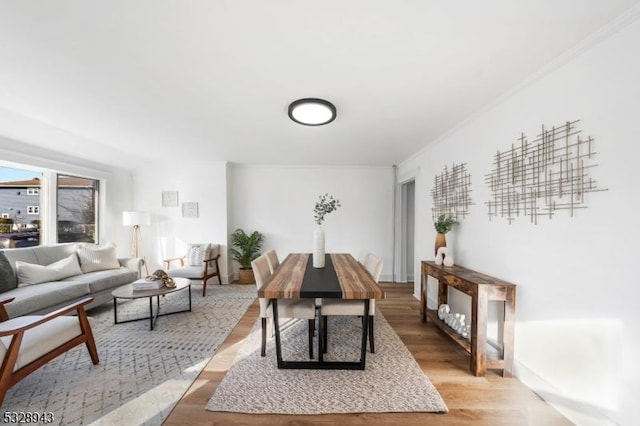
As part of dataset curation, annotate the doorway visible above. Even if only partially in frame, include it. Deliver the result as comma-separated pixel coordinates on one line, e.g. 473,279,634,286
398,179,415,283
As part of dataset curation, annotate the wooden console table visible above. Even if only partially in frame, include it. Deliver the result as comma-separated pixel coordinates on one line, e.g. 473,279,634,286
420,261,516,377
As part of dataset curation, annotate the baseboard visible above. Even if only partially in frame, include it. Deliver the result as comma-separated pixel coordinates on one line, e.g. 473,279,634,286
380,273,393,282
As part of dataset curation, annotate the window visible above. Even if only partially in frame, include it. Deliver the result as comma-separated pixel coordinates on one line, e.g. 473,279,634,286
0,166,42,245
57,174,99,244
2,166,102,246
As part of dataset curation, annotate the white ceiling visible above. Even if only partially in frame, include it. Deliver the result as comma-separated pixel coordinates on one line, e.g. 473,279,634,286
1,1,639,171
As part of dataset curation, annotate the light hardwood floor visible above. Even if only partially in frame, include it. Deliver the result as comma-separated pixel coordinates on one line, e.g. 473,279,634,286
164,283,572,425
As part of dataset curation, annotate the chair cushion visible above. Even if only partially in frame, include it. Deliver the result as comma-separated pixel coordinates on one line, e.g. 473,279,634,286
262,299,316,320
320,299,376,316
209,244,220,258
77,243,120,273
15,255,83,286
186,243,211,266
0,315,94,370
167,266,203,279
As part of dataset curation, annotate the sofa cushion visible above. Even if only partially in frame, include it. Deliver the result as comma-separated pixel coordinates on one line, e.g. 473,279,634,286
64,268,138,293
77,243,120,273
0,252,17,292
0,248,38,276
1,281,91,318
32,243,79,266
16,255,83,286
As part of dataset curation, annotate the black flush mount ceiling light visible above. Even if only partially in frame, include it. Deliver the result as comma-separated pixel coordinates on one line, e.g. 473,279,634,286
288,98,337,126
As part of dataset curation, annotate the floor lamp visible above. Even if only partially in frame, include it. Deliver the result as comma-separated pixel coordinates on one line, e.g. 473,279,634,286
122,211,151,276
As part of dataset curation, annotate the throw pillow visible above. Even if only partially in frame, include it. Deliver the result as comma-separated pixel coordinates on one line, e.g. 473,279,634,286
186,243,211,266
16,254,83,286
77,242,121,273
0,252,18,292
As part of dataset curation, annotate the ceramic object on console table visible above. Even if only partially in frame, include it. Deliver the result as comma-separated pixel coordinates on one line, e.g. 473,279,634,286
438,303,450,320
313,226,325,268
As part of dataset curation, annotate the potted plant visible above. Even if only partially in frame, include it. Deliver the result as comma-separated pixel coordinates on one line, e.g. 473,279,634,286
433,214,457,256
230,228,264,284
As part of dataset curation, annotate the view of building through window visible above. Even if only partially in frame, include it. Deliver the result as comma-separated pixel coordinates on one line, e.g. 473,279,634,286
0,166,42,248
0,166,100,247
57,174,99,244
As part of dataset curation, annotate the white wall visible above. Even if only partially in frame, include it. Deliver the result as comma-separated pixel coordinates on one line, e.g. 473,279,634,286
229,165,394,281
131,161,231,282
398,17,640,426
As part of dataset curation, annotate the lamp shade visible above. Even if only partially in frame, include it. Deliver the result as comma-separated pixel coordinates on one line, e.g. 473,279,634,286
122,211,151,227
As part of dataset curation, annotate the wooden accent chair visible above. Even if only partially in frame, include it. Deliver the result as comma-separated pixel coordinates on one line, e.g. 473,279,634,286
164,243,221,296
251,254,316,358
0,297,99,405
320,252,383,353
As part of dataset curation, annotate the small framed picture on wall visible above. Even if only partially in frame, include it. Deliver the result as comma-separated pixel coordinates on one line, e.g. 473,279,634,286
162,191,179,207
182,202,199,218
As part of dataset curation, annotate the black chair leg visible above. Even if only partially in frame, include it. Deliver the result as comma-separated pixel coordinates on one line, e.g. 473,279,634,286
322,316,328,353
368,316,375,353
308,319,315,359
261,317,267,357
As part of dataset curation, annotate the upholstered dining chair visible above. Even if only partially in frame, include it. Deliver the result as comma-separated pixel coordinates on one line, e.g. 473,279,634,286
320,253,383,353
164,243,221,296
358,249,372,265
251,254,316,358
264,249,280,274
0,296,99,405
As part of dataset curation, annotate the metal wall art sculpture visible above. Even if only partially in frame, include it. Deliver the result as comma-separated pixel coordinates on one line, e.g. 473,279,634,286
485,120,606,224
431,162,473,221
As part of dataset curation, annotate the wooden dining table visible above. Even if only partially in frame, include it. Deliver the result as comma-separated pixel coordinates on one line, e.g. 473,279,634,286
257,253,385,370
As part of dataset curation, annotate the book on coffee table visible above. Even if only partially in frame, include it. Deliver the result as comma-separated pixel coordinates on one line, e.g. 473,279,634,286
132,278,165,291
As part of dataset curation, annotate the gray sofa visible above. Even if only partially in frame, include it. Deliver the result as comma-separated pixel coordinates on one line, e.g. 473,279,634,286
0,243,143,318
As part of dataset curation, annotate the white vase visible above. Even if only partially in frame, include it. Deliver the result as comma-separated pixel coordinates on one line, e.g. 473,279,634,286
313,226,325,268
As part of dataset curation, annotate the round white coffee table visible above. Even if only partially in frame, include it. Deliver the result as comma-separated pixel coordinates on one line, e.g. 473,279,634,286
111,277,191,330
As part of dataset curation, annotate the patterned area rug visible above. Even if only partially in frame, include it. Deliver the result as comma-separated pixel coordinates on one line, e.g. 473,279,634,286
206,312,448,414
2,284,256,426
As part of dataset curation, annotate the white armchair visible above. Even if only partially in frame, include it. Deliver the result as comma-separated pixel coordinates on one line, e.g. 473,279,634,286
164,243,222,296
0,296,99,405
